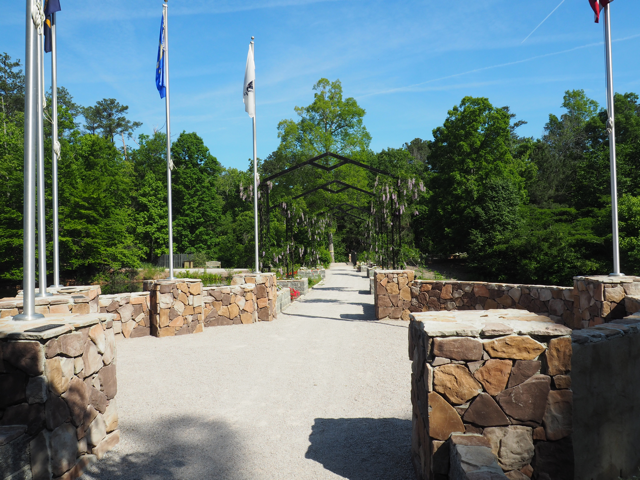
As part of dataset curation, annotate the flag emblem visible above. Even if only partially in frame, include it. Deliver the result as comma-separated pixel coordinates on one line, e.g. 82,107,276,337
243,43,256,118
589,0,613,23
44,0,61,53
155,13,166,99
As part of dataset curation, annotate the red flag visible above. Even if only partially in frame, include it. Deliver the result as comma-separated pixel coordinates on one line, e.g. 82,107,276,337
590,0,613,23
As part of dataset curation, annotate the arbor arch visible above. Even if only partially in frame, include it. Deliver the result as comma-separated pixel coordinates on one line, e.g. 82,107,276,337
259,152,403,274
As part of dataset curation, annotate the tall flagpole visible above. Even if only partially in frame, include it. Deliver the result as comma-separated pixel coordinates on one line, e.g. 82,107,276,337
36,5,49,296
15,0,44,320
164,1,174,280
51,11,61,288
252,40,260,274
603,3,623,276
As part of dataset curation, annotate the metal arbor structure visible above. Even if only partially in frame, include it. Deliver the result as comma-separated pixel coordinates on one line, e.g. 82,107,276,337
259,152,402,274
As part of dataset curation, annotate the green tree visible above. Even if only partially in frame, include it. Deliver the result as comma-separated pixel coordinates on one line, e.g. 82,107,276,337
421,96,526,256
58,133,141,276
0,53,24,121
82,98,142,144
276,78,371,159
530,90,599,207
129,132,170,262
0,110,25,280
170,132,224,257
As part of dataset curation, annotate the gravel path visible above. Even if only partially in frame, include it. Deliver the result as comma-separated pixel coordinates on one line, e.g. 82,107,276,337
83,264,414,480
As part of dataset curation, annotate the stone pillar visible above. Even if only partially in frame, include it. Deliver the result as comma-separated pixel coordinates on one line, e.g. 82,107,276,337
149,279,204,337
231,273,277,322
374,270,414,320
0,312,119,480
328,232,335,264
409,310,573,479
573,275,640,328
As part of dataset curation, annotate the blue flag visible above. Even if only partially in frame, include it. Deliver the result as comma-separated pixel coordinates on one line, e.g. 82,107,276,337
44,0,61,53
156,14,166,99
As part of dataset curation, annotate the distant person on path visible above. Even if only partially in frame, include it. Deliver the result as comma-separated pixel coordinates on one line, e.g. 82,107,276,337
350,250,358,266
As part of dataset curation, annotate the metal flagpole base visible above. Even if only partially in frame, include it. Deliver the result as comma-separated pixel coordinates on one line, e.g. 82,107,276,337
609,272,625,277
13,313,45,321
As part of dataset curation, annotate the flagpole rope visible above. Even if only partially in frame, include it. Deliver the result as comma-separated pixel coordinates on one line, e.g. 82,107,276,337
32,0,45,34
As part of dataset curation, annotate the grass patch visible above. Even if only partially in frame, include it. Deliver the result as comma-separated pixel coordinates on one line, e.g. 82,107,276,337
307,277,322,289
140,263,166,280
176,270,229,286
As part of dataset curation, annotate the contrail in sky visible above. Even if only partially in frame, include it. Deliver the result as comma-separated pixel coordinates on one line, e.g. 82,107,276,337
521,0,565,44
357,33,640,99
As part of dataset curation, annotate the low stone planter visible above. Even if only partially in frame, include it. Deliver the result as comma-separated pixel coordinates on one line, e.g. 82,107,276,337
409,308,640,480
0,313,119,480
277,279,308,296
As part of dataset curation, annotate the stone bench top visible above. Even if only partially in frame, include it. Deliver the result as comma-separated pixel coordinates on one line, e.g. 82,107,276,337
410,309,572,338
0,313,115,340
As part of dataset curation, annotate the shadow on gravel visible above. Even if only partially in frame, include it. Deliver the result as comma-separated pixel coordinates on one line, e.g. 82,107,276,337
82,416,246,480
305,418,414,480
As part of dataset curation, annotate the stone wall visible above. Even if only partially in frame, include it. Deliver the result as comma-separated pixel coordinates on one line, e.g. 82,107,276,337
149,279,204,337
573,275,640,327
98,292,150,339
411,280,575,325
409,309,573,480
572,314,640,479
0,313,119,480
1,287,101,319
202,284,257,327
231,273,277,322
278,278,308,296
376,271,640,331
276,288,291,314
297,267,325,280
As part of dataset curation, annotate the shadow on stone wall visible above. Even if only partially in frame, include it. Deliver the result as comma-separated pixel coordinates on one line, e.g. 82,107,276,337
81,416,247,480
305,417,413,480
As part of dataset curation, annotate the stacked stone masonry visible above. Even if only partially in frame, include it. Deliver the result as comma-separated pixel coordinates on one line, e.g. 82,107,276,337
98,292,150,339
409,310,574,480
1,286,101,320
0,313,119,480
375,270,640,329
149,279,205,337
202,284,258,327
230,273,277,322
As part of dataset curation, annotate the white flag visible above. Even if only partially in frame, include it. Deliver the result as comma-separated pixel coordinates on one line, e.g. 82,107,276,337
243,43,256,118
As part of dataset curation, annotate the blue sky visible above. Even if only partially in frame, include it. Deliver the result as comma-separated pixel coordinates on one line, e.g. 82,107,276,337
2,0,640,170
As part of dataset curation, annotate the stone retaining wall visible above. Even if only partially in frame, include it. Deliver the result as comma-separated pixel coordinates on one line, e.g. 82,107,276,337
409,310,573,480
98,292,150,339
149,279,204,337
0,313,119,480
202,284,257,327
231,273,277,322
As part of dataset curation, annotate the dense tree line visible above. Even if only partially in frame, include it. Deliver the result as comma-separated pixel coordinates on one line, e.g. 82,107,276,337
1,51,640,286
